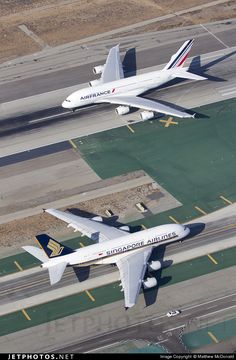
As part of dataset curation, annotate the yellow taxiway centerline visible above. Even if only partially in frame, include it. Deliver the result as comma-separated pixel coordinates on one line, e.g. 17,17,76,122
21,309,31,321
14,261,23,272
219,195,233,205
208,331,219,343
169,216,179,224
194,206,207,215
126,124,135,133
85,290,95,302
69,139,77,149
207,254,218,265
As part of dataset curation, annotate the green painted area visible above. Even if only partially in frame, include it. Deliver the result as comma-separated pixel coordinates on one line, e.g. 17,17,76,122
129,345,166,353
75,98,236,224
1,245,236,337
182,317,236,350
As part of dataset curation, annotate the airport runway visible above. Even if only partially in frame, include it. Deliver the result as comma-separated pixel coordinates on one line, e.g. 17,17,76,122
1,216,236,308
1,264,236,353
55,290,236,353
0,23,236,157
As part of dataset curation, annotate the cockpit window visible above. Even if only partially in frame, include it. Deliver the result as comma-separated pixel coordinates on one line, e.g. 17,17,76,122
65,99,71,102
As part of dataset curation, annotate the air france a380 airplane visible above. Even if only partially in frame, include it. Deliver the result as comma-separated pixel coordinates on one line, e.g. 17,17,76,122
62,39,206,120
23,208,190,309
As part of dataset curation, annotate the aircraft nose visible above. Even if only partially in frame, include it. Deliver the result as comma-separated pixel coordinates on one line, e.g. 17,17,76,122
62,100,69,109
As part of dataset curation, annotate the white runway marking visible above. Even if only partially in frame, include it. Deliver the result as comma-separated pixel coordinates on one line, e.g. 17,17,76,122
29,111,70,124
200,24,229,49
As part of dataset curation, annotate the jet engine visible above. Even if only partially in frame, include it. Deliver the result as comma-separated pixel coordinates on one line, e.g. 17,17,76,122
115,106,130,115
142,277,157,289
148,260,162,272
140,111,155,121
93,65,104,75
89,79,101,87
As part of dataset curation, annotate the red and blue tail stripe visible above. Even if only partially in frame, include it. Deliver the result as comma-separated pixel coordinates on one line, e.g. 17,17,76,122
165,39,194,70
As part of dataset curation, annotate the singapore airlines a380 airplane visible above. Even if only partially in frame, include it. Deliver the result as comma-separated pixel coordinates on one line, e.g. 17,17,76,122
62,39,206,120
23,209,190,309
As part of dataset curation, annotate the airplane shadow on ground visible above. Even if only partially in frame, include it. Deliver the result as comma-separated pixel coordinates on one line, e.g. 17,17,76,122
122,47,137,78
126,49,236,120
143,222,205,307
67,207,142,233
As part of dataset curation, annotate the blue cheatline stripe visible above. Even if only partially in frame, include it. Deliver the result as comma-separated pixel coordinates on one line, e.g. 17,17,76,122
167,39,193,69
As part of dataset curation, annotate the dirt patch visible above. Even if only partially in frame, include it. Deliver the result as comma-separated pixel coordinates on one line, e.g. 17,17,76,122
0,183,157,249
0,0,234,62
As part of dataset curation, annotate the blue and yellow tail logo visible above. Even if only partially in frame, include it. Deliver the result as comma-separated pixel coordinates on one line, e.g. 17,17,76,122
36,233,75,258
47,239,64,257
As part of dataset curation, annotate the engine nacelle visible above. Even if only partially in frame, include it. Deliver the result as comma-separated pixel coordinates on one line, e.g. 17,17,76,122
93,65,104,75
148,260,162,272
89,79,101,87
115,106,130,116
140,111,155,121
143,277,157,289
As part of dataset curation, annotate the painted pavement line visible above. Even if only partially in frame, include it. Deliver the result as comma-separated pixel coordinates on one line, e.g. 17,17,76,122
159,117,178,127
196,304,236,319
85,290,95,302
141,224,147,230
21,309,31,321
208,331,219,344
163,324,185,333
14,261,23,272
126,125,135,133
29,111,69,124
69,139,77,150
200,24,229,49
219,86,236,93
169,216,179,224
194,206,207,215
221,90,236,97
184,293,236,313
220,195,233,205
86,341,120,353
207,254,218,265
79,242,85,247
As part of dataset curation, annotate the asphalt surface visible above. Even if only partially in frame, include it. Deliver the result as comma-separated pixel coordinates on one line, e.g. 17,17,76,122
54,291,236,353
0,22,236,157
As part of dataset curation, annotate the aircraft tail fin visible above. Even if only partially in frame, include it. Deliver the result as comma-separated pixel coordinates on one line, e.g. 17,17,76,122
164,39,194,70
35,233,75,259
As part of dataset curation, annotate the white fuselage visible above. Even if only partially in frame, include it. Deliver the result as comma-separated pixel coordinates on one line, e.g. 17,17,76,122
43,223,190,268
62,69,175,110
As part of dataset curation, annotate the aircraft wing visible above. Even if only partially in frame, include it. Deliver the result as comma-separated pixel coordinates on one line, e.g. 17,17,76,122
45,208,127,243
116,248,153,309
100,95,194,118
101,45,124,83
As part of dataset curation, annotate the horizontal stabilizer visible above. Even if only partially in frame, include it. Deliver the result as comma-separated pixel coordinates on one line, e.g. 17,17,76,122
22,246,48,263
48,262,68,285
172,69,207,81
